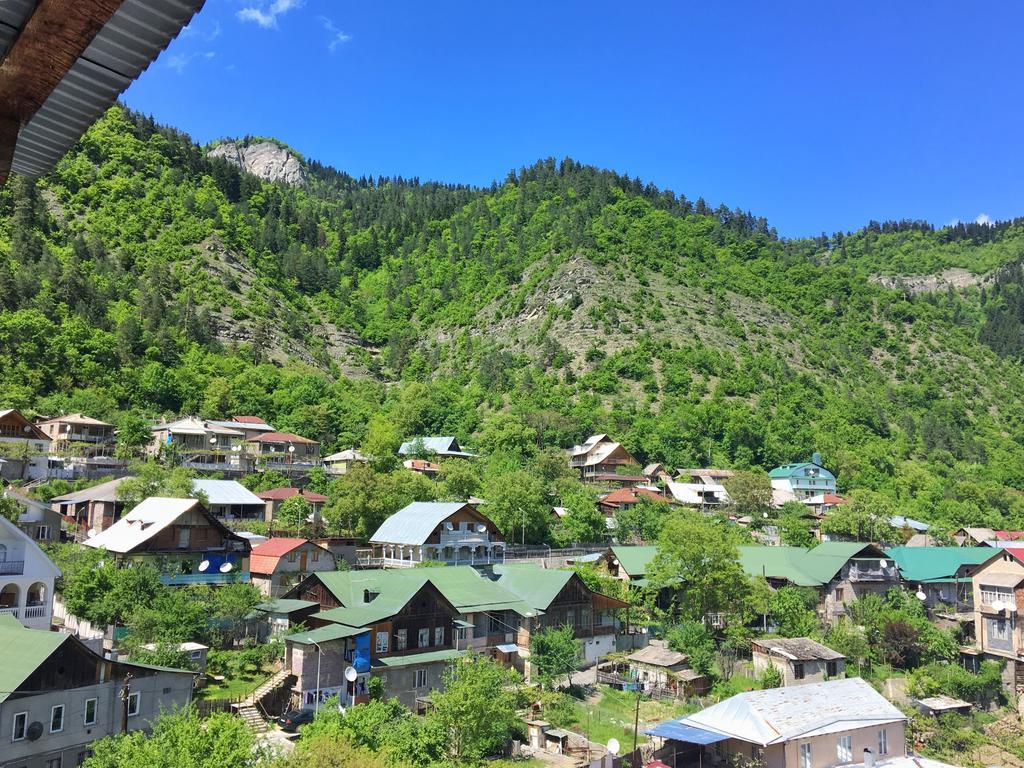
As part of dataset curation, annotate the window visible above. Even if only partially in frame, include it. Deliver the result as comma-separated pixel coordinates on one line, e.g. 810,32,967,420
36,525,51,540
981,585,1013,606
12,711,27,741
826,661,838,677
51,704,65,733
418,628,430,648
312,549,320,562
834,588,844,602
375,631,388,653
800,743,811,768
878,729,888,755
46,759,62,768
992,618,1011,641
434,626,444,646
396,628,408,651
413,669,427,688
793,663,805,680
127,692,140,717
288,552,297,562
837,735,852,763
190,650,203,661
84,697,97,726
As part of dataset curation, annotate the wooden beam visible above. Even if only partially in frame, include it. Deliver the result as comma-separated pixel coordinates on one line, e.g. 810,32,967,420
0,114,17,186
0,0,125,122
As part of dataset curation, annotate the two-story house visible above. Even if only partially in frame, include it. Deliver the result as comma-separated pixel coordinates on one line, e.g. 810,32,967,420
83,497,251,587
367,501,506,567
191,479,265,520
0,615,193,768
256,487,328,524
569,434,638,482
249,538,336,598
35,413,124,480
648,678,906,768
0,409,50,481
769,453,837,501
2,485,63,544
968,546,1024,695
0,513,60,629
206,415,276,441
751,638,846,686
887,546,992,613
50,476,129,536
398,436,475,460
149,417,247,473
322,448,369,476
246,431,321,473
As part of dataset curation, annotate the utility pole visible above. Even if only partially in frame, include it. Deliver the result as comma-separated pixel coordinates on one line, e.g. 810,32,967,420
632,692,642,768
120,673,133,735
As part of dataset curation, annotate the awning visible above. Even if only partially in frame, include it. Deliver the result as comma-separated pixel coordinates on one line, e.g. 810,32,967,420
496,643,519,654
645,721,728,745
453,620,474,629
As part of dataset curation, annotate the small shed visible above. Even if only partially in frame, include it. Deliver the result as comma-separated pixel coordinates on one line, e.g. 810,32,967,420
915,695,973,717
544,727,571,754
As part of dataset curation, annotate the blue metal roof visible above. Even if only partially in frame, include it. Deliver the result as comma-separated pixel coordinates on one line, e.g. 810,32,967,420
645,721,728,744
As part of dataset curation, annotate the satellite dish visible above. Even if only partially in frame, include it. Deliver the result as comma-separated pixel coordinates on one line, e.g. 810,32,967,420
607,738,620,756
444,522,454,531
476,523,487,533
1008,603,1018,613
26,721,43,741
344,666,358,682
198,560,210,572
992,600,1004,612
219,562,233,573
87,528,97,538
878,559,887,567
915,589,927,602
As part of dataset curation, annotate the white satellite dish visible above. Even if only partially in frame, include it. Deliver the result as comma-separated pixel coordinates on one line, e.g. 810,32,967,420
87,528,97,538
607,738,620,756
1007,603,1018,613
198,560,210,572
219,562,233,573
992,600,1004,612
444,522,454,530
915,589,926,602
344,666,358,682
476,523,487,533
878,559,887,567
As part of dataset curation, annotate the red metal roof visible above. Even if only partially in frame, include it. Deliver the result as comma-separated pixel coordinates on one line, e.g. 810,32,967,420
995,531,1024,541
248,431,317,444
601,487,667,505
256,487,328,503
250,537,308,574
233,415,269,424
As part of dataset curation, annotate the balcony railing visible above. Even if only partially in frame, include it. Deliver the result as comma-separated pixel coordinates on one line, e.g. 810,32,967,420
23,605,47,619
0,560,25,576
847,564,898,581
159,571,251,586
439,531,492,546
0,606,19,618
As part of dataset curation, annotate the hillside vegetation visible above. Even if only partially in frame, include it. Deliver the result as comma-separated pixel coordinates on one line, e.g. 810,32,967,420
4,106,1024,531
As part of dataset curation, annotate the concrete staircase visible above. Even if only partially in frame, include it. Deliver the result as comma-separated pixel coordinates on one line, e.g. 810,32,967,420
233,667,294,734
236,703,268,733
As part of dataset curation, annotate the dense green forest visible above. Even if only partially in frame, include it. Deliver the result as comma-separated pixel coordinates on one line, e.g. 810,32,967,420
4,105,1024,533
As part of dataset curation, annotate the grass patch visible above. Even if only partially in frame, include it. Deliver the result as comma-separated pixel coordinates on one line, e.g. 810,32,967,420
548,684,692,748
195,663,276,701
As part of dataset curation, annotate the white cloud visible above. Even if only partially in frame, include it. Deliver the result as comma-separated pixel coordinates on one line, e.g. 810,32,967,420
238,0,304,29
318,15,352,52
166,51,216,74
975,213,993,225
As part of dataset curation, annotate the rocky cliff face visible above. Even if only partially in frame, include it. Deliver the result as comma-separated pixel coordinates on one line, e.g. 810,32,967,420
208,140,307,186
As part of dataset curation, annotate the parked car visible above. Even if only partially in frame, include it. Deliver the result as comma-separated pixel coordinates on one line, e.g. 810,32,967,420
277,708,315,732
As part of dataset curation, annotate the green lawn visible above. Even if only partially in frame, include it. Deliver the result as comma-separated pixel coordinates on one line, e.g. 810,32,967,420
195,664,276,701
551,685,693,748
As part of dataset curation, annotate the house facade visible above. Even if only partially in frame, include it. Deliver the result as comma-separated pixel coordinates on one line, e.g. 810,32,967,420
968,547,1024,694
0,409,50,481
256,487,328,524
191,479,265,520
0,514,60,629
322,448,369,476
568,434,638,481
398,436,474,460
246,431,321,473
50,476,129,536
250,538,336,598
648,678,906,768
367,501,506,567
0,617,193,768
35,414,124,480
769,453,837,501
886,546,991,612
2,485,63,544
751,637,845,686
149,417,247,473
83,497,251,587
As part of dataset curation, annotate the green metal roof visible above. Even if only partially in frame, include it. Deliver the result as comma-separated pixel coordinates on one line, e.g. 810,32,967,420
256,599,319,614
371,648,465,668
492,563,573,610
885,546,993,583
611,546,658,578
289,624,370,646
740,543,885,586
0,620,71,703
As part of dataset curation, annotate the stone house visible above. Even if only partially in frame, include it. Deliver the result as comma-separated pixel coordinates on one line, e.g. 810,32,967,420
751,637,845,686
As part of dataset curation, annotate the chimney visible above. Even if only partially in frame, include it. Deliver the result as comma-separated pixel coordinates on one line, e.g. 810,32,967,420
863,748,875,768
363,589,379,603
811,451,822,466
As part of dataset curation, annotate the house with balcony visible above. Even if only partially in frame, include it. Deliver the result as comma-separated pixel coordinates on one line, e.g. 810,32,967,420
0,408,50,481
323,448,369,475
769,452,837,501
2,484,63,543
886,546,992,613
0,615,194,768
35,413,126,480
206,415,276,440
50,476,130,536
191,478,265,520
398,436,475,460
250,537,336,598
150,417,247,472
569,434,638,482
0,512,60,629
246,431,321,473
367,501,506,567
967,546,1024,694
257,486,329,524
751,637,845,686
646,677,906,768
83,497,251,587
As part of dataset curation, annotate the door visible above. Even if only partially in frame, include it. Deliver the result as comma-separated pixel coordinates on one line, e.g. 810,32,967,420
299,550,308,571
177,527,190,548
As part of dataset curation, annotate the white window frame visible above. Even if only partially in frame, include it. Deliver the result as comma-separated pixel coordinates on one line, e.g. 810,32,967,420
190,650,203,661
50,703,65,733
84,697,97,726
837,735,852,763
375,631,388,653
800,743,811,768
878,728,888,755
12,710,27,741
991,617,1012,641
396,628,408,651
980,585,1013,606
434,626,444,646
418,628,429,648
127,692,141,718
413,669,427,688
36,524,51,540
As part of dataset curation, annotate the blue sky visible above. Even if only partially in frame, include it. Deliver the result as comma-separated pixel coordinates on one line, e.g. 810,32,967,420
123,1,1023,237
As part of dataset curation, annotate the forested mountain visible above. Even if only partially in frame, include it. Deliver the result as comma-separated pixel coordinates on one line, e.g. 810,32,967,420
4,105,1024,530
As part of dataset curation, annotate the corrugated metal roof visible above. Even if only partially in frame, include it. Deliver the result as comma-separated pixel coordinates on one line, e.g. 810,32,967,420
886,546,992,582
10,0,206,178
0,620,71,704
191,479,263,506
0,0,34,59
83,496,200,553
369,501,472,545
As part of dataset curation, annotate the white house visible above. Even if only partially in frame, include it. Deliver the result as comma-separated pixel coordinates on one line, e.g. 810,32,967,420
0,409,50,480
0,512,61,629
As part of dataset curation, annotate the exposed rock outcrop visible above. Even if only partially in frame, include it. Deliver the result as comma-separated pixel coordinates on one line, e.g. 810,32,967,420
208,140,307,186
